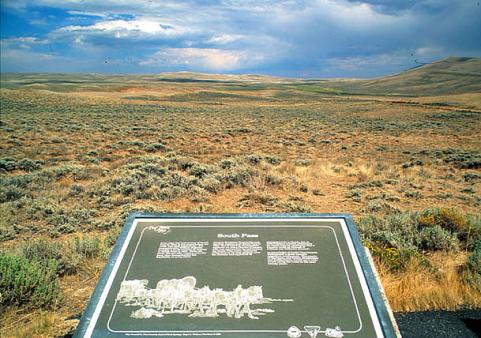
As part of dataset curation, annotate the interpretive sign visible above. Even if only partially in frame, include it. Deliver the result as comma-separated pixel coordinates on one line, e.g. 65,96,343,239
75,213,397,338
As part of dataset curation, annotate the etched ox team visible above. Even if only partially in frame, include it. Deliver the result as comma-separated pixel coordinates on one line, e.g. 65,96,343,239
116,276,292,319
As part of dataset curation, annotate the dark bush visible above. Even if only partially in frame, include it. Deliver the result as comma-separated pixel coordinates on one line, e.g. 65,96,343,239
17,158,44,171
264,155,282,165
0,158,17,172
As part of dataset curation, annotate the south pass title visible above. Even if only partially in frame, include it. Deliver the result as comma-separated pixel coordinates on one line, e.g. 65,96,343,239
217,233,259,238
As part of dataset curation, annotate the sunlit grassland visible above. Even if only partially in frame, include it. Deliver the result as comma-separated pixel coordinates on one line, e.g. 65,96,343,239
1,72,481,336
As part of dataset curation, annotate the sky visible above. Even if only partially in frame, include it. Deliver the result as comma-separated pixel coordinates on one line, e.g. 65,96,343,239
1,0,481,78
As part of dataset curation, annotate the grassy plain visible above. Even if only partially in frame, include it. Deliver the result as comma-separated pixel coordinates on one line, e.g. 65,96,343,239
1,59,481,336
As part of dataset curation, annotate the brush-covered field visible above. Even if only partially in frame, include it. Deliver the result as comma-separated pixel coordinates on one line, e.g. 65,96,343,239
1,66,481,336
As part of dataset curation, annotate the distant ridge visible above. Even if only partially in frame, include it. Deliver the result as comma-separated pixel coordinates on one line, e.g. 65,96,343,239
350,57,481,96
1,57,480,97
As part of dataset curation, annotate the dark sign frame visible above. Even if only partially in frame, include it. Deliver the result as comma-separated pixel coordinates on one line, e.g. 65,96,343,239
74,213,397,338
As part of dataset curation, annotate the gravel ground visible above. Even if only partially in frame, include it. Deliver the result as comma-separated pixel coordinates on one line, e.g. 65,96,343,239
395,309,481,338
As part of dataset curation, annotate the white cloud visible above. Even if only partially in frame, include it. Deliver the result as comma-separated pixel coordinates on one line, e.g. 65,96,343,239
1,36,48,45
140,48,264,71
67,10,107,18
58,18,185,37
207,34,244,45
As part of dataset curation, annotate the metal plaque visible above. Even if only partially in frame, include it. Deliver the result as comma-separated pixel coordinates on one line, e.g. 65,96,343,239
74,213,397,338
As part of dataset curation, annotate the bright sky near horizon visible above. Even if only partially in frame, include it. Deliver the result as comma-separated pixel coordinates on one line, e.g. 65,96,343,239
1,0,480,77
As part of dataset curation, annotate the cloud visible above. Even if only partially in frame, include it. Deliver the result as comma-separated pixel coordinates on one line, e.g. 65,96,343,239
1,36,48,45
1,0,481,75
58,18,185,37
207,34,244,45
140,48,264,71
66,10,107,18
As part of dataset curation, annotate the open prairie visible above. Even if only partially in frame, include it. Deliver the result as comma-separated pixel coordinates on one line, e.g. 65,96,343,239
1,58,481,337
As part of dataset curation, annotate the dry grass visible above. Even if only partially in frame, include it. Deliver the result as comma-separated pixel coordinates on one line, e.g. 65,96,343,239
1,74,480,336
379,253,481,312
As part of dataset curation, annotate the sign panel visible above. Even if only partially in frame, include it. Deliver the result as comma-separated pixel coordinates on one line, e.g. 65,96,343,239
75,214,397,338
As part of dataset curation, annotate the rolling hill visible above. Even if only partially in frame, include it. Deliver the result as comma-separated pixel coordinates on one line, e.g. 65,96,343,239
330,57,481,96
1,57,480,97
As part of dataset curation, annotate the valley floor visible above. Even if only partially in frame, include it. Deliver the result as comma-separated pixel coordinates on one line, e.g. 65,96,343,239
1,80,480,337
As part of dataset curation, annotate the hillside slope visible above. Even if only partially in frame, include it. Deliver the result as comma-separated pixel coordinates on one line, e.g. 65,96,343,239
352,57,481,96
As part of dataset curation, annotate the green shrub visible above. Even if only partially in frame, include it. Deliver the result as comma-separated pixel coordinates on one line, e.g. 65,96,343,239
417,225,459,251
219,158,237,169
189,186,209,202
104,227,121,248
464,172,481,182
461,240,481,290
17,158,44,171
364,200,399,213
70,236,101,259
101,155,266,203
224,165,256,187
69,184,84,196
417,208,480,249
418,208,467,232
365,241,416,272
245,154,262,165
264,155,282,165
0,204,18,241
189,164,217,178
0,252,61,310
404,190,423,199
145,142,166,152
349,180,384,189
465,240,481,275
199,176,222,193
346,189,362,201
361,209,479,261
0,158,17,172
47,214,78,236
443,150,481,169
0,185,28,203
359,213,419,250
237,192,279,209
19,239,79,276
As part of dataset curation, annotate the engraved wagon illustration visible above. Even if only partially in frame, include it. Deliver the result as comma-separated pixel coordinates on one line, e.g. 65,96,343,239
116,276,292,319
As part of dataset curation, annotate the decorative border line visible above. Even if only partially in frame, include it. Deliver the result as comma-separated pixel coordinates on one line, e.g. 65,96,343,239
74,213,398,338
105,223,363,334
